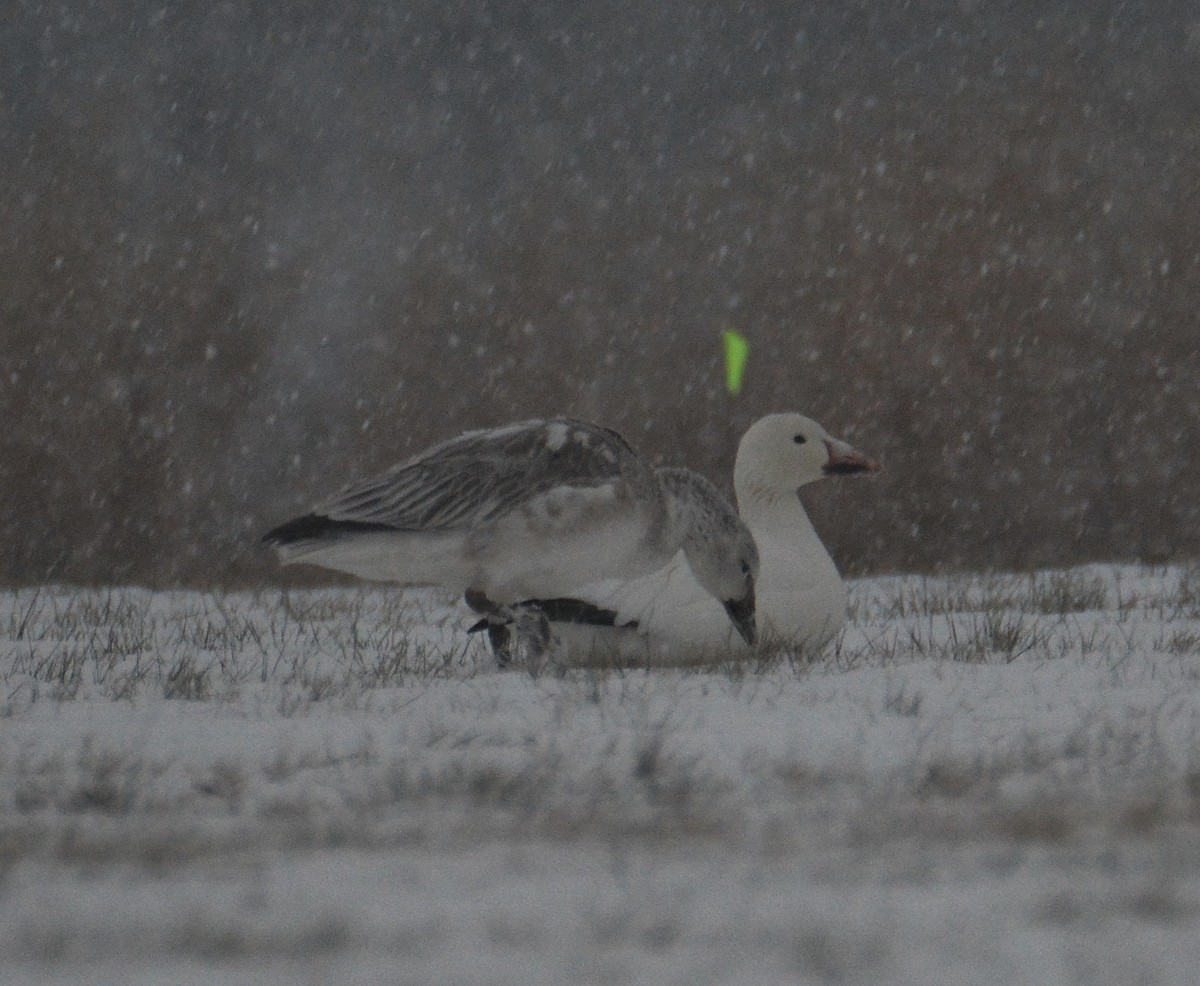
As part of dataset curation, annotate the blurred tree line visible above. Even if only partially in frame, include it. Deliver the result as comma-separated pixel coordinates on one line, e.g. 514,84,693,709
2,0,1198,586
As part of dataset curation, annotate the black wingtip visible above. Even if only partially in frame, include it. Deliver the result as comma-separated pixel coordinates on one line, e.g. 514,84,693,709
262,514,397,546
263,514,329,546
527,598,634,628
469,598,638,631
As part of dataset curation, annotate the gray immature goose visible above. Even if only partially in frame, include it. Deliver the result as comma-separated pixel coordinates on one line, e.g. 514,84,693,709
263,417,759,645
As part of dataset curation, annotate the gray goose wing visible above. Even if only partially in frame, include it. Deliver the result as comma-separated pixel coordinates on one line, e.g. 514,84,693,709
316,418,644,532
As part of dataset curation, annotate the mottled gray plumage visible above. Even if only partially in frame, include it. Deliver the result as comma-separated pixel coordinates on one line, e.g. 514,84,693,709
657,467,749,555
316,418,651,533
263,418,758,642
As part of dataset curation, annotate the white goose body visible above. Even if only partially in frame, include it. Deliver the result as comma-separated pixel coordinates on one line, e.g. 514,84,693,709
522,414,878,666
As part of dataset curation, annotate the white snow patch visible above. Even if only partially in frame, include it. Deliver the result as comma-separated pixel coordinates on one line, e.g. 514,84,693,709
543,421,570,451
2,565,1200,984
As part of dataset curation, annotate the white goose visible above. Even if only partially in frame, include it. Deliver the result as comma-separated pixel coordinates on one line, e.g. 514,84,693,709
263,417,759,645
488,413,879,666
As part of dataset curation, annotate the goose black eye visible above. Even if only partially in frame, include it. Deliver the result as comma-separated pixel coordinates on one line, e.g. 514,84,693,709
740,561,751,575
793,434,807,445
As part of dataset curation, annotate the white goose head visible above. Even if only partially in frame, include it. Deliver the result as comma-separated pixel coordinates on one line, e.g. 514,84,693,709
734,413,880,509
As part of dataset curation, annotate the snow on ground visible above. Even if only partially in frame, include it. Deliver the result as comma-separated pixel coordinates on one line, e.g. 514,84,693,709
2,565,1200,984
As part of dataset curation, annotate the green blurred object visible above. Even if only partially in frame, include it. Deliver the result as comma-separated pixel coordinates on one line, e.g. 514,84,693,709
723,330,749,395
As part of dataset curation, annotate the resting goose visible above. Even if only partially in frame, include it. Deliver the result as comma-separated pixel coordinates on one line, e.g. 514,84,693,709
262,417,759,644
483,413,879,666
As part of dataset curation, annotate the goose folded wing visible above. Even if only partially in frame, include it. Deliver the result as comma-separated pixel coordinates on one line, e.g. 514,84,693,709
317,418,640,532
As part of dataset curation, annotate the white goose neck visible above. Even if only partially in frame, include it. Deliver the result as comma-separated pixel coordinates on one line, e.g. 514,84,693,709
737,480,815,531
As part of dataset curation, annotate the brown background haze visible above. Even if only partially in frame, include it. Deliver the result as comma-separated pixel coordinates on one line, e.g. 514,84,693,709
3,0,1199,586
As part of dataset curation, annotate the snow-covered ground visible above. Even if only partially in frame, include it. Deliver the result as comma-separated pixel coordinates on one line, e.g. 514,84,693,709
3,565,1200,985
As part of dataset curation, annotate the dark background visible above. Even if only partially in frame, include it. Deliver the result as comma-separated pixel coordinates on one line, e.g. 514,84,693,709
3,0,1198,586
